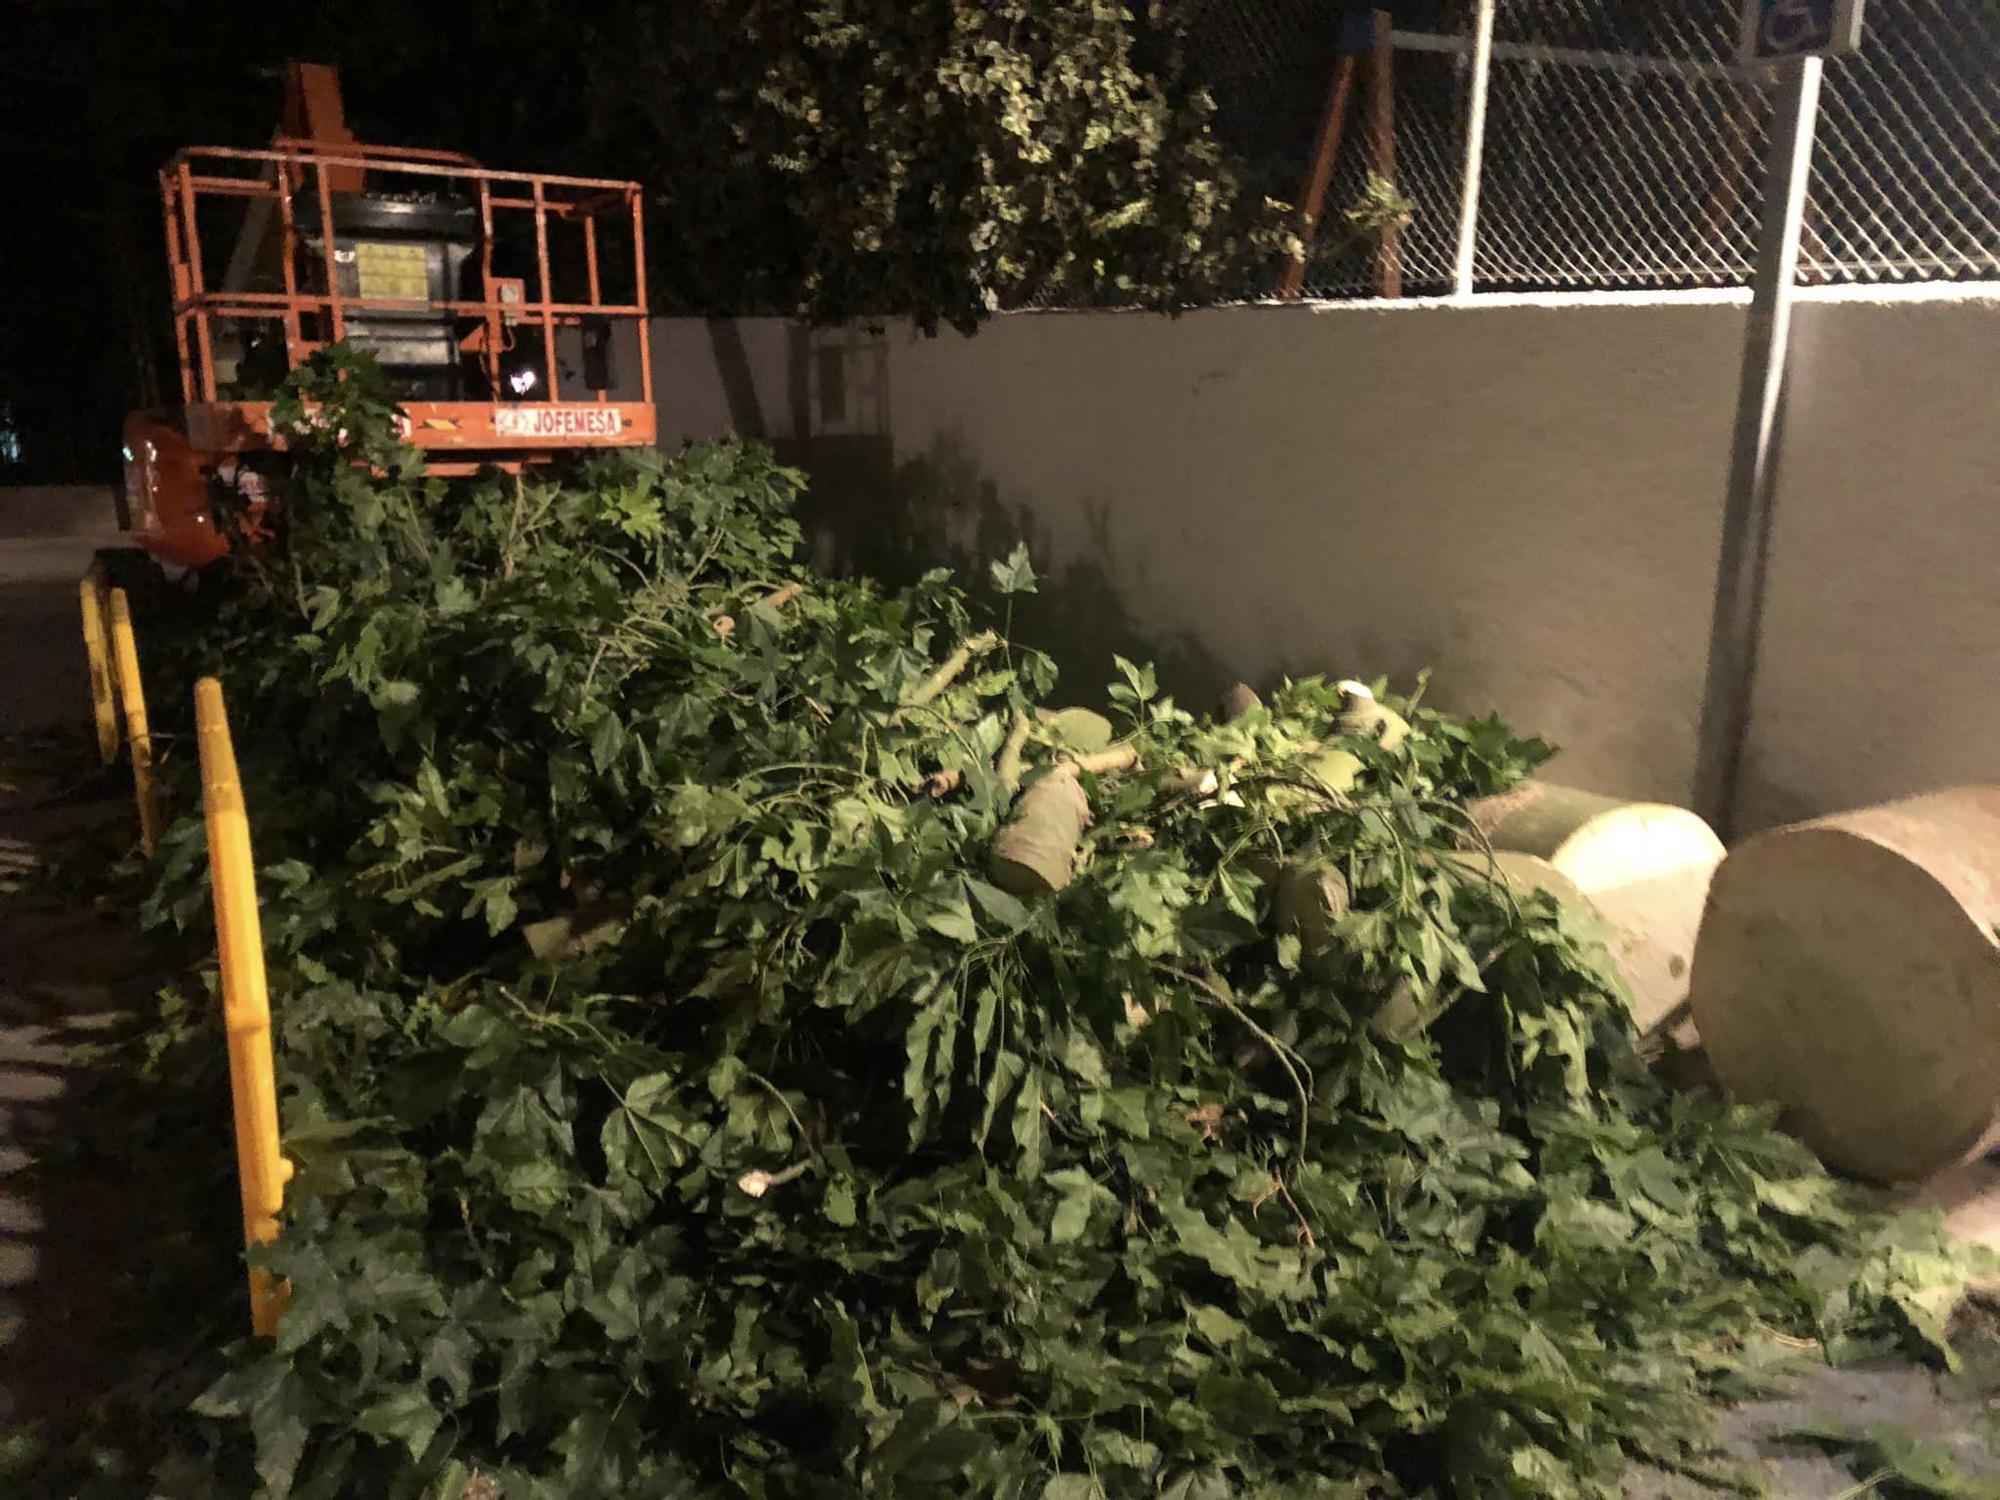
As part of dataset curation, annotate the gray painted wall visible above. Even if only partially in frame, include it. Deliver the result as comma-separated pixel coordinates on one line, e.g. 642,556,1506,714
650,289,2000,833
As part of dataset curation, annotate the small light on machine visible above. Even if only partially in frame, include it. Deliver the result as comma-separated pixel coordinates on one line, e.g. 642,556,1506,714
495,328,549,401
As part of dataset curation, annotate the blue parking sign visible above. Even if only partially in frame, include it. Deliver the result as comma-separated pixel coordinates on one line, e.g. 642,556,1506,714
1740,0,1867,63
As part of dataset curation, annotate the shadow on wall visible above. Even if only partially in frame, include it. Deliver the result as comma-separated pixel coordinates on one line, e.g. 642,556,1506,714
786,431,1233,711
695,317,1412,716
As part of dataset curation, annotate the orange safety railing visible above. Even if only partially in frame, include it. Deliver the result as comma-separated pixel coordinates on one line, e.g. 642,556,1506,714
160,143,653,417
194,676,293,1337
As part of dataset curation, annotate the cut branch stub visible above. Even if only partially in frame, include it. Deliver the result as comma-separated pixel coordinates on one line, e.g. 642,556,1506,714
1268,860,1352,963
1066,743,1141,777
990,764,1092,896
996,711,1033,793
899,629,1002,714
1219,682,1264,722
1334,680,1409,751
1036,707,1114,754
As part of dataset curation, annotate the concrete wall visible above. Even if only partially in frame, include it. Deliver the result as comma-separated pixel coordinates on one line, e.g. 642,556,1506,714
1743,290,2000,829
651,288,2000,832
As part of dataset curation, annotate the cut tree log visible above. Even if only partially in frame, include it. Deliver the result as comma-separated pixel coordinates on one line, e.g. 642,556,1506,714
1334,680,1408,750
1444,848,1590,911
1037,707,1115,754
990,765,1092,896
1248,855,1353,969
1273,862,1351,957
1469,781,1723,1036
1219,682,1264,722
1688,786,2000,1185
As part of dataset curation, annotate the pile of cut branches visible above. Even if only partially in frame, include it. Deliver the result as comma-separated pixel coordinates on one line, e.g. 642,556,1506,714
10,352,1986,1498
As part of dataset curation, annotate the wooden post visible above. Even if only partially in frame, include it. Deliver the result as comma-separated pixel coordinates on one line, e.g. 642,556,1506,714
1370,10,1404,298
1274,55,1360,299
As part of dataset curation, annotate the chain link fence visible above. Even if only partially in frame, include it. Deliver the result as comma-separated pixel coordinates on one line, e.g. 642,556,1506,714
1184,0,2000,299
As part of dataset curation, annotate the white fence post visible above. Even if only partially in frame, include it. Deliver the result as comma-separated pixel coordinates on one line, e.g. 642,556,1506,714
1452,0,1498,297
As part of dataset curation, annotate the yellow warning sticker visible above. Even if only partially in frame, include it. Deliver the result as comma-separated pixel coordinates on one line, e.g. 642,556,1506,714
354,241,430,302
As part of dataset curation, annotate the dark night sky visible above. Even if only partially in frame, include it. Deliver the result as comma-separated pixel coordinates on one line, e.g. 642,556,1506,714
0,1,601,482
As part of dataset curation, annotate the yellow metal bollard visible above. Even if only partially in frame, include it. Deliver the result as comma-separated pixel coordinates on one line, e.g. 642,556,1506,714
78,567,120,766
194,677,294,1338
105,588,163,856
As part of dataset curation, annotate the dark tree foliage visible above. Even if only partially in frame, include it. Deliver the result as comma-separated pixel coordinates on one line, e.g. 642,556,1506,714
589,1,1293,330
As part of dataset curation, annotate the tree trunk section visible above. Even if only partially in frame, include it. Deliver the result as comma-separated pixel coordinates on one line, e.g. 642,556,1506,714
1470,781,1724,1035
1689,786,2000,1184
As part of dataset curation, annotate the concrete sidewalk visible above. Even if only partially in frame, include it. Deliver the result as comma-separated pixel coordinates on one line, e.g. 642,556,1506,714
0,485,167,1424
0,485,126,742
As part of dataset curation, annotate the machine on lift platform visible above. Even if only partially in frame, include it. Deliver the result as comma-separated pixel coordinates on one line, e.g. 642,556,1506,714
124,62,657,567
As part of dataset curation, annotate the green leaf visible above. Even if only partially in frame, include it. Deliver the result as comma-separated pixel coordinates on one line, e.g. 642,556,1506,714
1162,1200,1251,1285
1085,1429,1162,1474
987,543,1038,596
602,1072,703,1192
1158,1472,1234,1500
924,902,981,944
1109,655,1156,705
826,1177,858,1227
966,877,1031,933
590,711,626,772
1189,1305,1246,1346
250,1373,310,1498
1047,1168,1103,1245
1058,1028,1109,1088
1098,1087,1152,1139
1194,1370,1286,1438
422,1325,477,1403
354,1386,442,1461
1012,1064,1045,1176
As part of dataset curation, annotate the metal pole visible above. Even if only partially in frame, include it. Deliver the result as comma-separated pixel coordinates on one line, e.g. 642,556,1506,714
1692,57,1824,836
196,677,293,1338
1453,0,1497,298
106,587,163,857
79,568,120,766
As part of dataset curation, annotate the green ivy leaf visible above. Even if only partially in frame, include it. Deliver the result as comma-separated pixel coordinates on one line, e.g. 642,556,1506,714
987,543,1038,596
354,1386,442,1461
